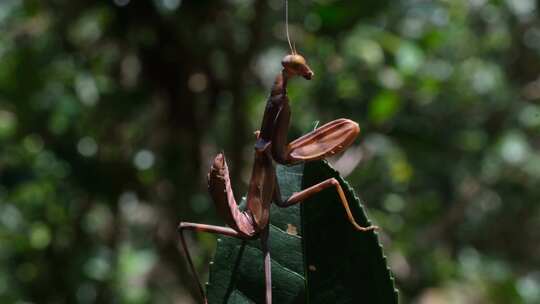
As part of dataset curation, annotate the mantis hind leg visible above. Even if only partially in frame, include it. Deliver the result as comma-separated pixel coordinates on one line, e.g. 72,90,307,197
178,224,273,304
178,222,245,304
260,226,272,304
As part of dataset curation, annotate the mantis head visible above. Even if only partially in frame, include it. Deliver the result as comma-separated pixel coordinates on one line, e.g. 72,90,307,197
282,53,314,80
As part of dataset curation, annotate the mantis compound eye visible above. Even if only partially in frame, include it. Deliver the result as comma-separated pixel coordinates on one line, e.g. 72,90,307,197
282,54,314,80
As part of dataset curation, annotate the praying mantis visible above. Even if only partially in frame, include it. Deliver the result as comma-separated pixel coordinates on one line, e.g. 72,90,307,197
178,52,378,304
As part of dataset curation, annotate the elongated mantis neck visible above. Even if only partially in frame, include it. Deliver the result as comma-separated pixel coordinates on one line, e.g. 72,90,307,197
282,69,289,95
270,70,289,98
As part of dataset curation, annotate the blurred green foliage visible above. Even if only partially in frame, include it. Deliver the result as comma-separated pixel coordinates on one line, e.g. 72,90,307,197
1,0,540,303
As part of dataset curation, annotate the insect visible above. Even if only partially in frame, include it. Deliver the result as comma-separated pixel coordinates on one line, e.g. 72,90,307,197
178,1,377,303
177,51,378,304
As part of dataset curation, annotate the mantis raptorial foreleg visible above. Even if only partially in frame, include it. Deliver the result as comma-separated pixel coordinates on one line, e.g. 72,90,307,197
178,152,260,302
207,153,257,237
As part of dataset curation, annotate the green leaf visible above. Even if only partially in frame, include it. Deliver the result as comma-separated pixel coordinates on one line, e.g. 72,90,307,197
302,161,398,303
206,161,397,303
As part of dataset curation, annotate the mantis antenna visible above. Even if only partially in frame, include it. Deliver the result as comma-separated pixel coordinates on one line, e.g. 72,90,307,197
285,0,296,54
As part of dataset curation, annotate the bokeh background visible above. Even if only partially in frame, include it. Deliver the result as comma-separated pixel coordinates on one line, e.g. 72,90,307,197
1,0,540,303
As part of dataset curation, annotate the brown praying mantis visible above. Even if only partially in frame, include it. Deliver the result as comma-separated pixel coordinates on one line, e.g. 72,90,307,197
177,51,379,304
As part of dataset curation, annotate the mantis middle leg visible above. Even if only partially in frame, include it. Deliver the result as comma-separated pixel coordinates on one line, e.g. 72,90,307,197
273,177,378,232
